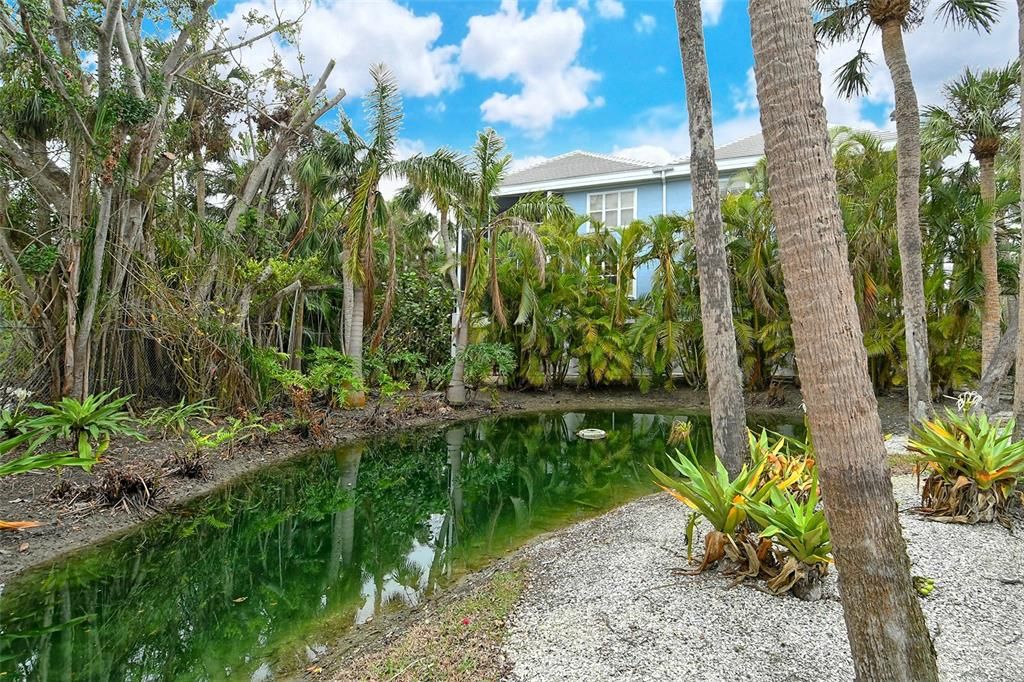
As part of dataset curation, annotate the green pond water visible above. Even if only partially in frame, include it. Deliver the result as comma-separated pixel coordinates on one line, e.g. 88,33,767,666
0,410,798,681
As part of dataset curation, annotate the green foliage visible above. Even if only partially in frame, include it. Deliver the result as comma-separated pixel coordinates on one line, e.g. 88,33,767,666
460,343,516,389
374,271,455,369
306,346,364,405
0,447,102,478
651,452,770,537
143,398,215,437
24,390,144,459
908,409,1024,492
743,469,831,567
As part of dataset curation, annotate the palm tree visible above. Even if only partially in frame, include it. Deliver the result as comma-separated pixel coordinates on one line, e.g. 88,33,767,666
675,0,748,475
750,0,938,678
1016,0,1024,436
814,0,1001,425
445,130,570,405
922,63,1020,376
343,65,469,400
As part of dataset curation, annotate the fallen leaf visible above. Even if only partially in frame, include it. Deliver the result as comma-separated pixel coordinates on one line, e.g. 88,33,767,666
232,597,247,603
0,521,41,531
305,666,323,675
18,542,29,553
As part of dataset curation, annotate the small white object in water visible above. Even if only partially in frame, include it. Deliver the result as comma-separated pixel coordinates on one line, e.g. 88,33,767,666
577,428,607,440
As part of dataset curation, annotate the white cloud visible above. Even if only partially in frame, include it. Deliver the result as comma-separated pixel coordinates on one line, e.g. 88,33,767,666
611,144,674,165
509,155,552,172
220,0,459,99
460,0,600,134
379,139,427,200
634,14,657,34
730,68,758,115
613,104,762,164
596,0,625,20
703,0,725,26
815,10,1018,130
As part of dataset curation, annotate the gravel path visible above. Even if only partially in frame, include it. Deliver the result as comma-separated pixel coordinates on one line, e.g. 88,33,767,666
504,476,1024,681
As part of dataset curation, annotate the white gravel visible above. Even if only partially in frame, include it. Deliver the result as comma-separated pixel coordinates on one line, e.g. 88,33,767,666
504,476,1024,681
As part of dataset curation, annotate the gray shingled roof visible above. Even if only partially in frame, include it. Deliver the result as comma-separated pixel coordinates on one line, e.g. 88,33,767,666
674,128,899,164
504,151,654,186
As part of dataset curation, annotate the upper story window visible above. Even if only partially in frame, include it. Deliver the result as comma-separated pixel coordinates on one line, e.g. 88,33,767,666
588,189,636,227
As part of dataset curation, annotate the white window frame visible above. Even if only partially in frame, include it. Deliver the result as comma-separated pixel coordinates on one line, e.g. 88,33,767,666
586,188,638,229
584,188,639,299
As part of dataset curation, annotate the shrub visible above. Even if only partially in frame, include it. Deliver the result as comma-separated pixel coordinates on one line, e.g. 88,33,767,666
650,452,771,572
306,346,364,406
375,271,455,368
24,390,144,460
748,428,816,500
461,343,516,390
143,398,215,437
742,469,831,599
908,409,1024,525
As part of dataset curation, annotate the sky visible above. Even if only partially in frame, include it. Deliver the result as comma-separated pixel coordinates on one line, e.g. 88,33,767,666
217,0,1018,170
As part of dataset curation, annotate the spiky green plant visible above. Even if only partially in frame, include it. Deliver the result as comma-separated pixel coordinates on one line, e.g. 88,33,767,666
908,409,1024,524
650,453,771,571
25,390,144,459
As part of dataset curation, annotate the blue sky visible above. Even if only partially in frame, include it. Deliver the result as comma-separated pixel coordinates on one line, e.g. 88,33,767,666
219,0,1017,168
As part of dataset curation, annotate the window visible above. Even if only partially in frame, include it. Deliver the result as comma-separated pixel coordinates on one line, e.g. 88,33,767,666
587,189,636,227
584,189,639,298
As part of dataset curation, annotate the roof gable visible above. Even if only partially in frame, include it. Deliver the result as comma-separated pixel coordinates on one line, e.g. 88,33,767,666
504,151,654,186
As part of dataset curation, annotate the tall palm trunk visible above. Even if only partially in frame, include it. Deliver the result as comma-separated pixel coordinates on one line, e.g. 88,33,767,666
447,241,476,405
1013,0,1024,438
675,0,747,475
447,312,470,405
977,154,1001,374
342,248,354,352
348,286,366,407
749,2,939,679
879,18,932,424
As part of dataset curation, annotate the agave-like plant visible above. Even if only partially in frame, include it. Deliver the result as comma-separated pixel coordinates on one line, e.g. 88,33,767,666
748,428,816,500
908,409,1024,525
650,453,773,573
742,468,831,600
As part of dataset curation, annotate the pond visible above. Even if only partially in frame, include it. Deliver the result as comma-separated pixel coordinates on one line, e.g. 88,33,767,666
0,410,799,681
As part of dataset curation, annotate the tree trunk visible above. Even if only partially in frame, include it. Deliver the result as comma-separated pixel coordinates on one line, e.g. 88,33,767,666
749,2,939,680
447,312,470,405
675,0,748,475
978,154,1001,375
879,19,932,425
1014,0,1024,438
342,248,354,353
286,285,304,371
447,240,476,406
348,286,366,407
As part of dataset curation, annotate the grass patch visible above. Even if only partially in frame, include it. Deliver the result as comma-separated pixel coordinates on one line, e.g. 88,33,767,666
325,562,528,681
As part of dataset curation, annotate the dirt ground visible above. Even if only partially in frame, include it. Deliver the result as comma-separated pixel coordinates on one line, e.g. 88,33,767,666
0,385,909,581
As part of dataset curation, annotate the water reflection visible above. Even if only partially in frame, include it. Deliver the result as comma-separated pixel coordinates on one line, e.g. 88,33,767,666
0,411,796,680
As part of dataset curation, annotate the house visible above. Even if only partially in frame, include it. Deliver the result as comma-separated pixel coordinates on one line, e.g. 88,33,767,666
495,129,897,297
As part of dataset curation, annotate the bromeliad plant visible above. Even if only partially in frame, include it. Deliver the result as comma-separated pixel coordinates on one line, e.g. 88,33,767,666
748,428,816,500
25,390,144,460
650,453,773,574
908,408,1024,525
742,468,831,600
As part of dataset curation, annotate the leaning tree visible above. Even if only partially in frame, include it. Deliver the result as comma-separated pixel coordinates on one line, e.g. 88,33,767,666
674,0,749,475
750,0,938,678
